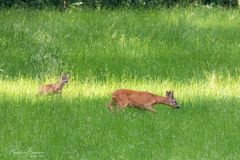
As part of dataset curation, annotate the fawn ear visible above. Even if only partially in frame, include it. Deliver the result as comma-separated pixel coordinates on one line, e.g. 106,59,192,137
61,72,68,77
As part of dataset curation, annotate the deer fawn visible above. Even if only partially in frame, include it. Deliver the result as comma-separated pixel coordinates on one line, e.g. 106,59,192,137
108,89,179,112
38,74,69,95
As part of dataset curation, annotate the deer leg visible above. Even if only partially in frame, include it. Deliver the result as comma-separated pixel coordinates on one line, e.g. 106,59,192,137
145,107,156,112
38,91,42,95
142,102,156,113
58,91,63,96
108,99,114,112
116,101,128,111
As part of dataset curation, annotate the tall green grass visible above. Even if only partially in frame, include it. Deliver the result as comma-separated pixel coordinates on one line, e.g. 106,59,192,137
0,8,240,159
1,8,240,81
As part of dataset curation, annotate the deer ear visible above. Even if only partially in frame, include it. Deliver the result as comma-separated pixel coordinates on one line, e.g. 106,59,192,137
169,91,174,98
166,91,170,97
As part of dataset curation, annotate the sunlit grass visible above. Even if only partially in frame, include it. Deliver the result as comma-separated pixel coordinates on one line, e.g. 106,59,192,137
1,73,240,100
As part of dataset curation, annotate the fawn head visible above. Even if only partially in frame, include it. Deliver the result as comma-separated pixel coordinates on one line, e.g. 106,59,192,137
166,90,179,108
60,74,69,83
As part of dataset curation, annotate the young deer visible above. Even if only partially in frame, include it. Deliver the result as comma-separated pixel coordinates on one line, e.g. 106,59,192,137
38,74,69,95
108,89,179,112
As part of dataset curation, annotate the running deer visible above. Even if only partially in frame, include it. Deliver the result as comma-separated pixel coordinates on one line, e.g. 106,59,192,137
38,74,69,95
108,89,179,112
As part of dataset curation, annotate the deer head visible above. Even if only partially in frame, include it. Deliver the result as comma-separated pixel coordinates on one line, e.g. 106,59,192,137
166,90,179,108
60,73,69,83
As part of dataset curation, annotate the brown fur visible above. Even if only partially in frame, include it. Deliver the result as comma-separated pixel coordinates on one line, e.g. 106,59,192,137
108,89,179,112
38,74,68,95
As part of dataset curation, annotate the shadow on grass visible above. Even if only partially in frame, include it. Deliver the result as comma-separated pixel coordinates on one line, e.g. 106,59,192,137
1,47,240,82
1,21,240,83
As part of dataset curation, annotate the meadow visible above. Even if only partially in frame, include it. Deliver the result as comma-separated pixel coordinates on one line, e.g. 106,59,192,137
0,8,240,159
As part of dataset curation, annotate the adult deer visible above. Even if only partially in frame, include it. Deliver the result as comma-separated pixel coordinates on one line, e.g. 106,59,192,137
108,89,179,112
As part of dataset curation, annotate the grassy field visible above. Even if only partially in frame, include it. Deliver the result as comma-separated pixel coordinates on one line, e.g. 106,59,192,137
1,8,240,159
